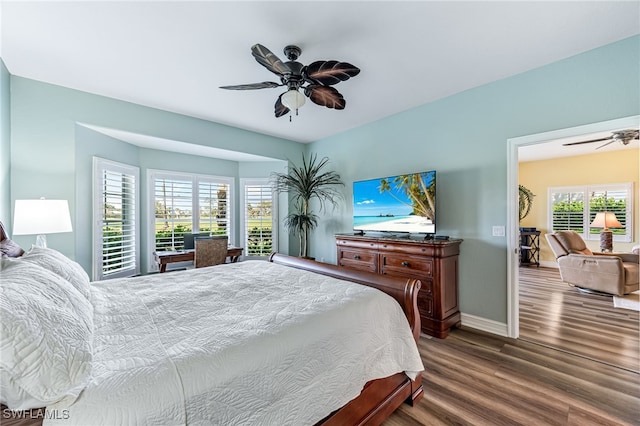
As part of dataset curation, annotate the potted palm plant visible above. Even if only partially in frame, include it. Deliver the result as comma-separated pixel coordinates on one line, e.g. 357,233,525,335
519,184,535,222
271,153,344,258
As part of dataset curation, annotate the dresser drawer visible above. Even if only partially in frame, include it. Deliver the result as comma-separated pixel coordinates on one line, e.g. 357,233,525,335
338,248,378,273
418,278,433,295
337,239,379,251
380,254,433,277
379,241,433,257
418,294,434,319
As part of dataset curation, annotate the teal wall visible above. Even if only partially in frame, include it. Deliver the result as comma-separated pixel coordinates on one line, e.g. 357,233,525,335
0,59,10,228
10,77,302,270
307,35,640,323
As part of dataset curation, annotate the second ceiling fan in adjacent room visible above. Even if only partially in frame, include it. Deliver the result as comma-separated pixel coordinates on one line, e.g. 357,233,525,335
563,129,639,150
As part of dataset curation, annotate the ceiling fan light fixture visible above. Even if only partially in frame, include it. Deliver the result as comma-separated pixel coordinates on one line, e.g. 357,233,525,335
281,89,306,112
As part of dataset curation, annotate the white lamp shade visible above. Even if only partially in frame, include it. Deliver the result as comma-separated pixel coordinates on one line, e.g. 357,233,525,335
590,212,623,229
281,90,306,110
13,199,73,235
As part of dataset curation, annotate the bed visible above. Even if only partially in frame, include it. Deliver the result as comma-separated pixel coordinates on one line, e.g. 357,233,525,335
0,223,424,425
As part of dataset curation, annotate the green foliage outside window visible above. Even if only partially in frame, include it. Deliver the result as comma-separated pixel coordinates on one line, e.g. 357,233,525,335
553,194,626,235
247,226,272,256
102,225,126,274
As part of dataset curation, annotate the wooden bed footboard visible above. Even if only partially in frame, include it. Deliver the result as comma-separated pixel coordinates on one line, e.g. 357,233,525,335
269,253,424,425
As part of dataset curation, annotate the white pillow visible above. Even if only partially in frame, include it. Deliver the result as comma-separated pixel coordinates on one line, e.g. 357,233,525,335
0,258,93,410
21,246,91,300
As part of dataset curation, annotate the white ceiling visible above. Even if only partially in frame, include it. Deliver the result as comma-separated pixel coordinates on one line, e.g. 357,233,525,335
2,1,639,149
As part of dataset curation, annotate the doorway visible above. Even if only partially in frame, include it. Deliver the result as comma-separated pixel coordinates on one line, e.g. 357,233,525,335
506,115,640,351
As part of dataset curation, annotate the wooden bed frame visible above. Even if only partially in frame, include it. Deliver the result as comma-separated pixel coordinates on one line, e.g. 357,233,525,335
269,253,424,426
0,222,423,425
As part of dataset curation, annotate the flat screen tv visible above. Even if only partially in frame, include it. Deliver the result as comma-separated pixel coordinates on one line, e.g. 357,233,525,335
353,170,436,235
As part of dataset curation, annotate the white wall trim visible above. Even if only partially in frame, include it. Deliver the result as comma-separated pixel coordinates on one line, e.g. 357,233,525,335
506,115,640,339
460,313,509,337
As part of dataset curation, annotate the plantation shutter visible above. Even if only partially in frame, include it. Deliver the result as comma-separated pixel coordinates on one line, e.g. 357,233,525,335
588,187,631,240
550,189,586,235
198,179,230,237
153,176,193,251
149,172,234,266
548,183,632,242
93,158,139,280
242,180,275,257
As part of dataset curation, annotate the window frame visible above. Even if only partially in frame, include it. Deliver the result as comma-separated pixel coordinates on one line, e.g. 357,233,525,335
547,182,633,243
92,157,140,281
240,178,277,259
147,169,234,271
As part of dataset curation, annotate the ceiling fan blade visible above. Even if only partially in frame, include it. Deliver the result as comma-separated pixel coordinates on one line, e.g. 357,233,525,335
274,95,289,118
220,81,282,90
305,60,360,86
251,44,290,76
562,136,611,147
305,85,346,110
595,139,617,150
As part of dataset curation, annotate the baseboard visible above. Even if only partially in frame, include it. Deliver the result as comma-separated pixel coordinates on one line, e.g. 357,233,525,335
460,313,509,337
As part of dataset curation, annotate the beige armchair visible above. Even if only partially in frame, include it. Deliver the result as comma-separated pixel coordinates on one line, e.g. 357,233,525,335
545,230,639,296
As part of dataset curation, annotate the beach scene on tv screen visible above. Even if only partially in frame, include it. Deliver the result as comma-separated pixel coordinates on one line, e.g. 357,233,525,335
353,171,435,234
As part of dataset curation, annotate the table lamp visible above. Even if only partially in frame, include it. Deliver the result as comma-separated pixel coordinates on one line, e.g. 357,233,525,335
590,212,622,252
13,198,73,248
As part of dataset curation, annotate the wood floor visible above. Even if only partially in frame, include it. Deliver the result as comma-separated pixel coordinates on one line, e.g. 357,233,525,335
519,266,639,373
383,267,639,425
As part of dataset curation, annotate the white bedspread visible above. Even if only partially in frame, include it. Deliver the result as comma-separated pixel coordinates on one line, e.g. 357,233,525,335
45,260,424,426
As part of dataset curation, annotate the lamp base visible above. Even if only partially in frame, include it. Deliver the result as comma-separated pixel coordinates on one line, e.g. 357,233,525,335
35,234,48,248
599,229,612,252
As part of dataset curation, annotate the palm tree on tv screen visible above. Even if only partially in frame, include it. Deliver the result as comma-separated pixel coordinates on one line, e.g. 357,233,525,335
379,173,435,222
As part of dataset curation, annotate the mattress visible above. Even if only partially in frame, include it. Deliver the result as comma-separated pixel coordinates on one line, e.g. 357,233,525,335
44,260,424,425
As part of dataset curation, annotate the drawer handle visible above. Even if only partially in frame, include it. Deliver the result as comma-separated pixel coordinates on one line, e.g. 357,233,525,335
401,261,410,267
354,255,361,260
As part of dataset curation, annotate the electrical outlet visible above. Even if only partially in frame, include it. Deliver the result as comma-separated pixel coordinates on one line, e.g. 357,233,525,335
492,226,505,237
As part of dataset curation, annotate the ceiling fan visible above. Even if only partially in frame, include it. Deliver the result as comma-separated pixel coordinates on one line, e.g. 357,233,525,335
220,44,360,120
562,129,639,150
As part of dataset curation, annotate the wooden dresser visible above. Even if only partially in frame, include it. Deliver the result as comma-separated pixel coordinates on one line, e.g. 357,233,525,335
336,234,462,338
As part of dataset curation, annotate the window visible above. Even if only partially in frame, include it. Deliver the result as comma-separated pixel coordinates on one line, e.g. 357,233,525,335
152,175,193,251
149,170,233,255
198,179,230,237
548,183,633,242
92,158,140,280
241,179,276,258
